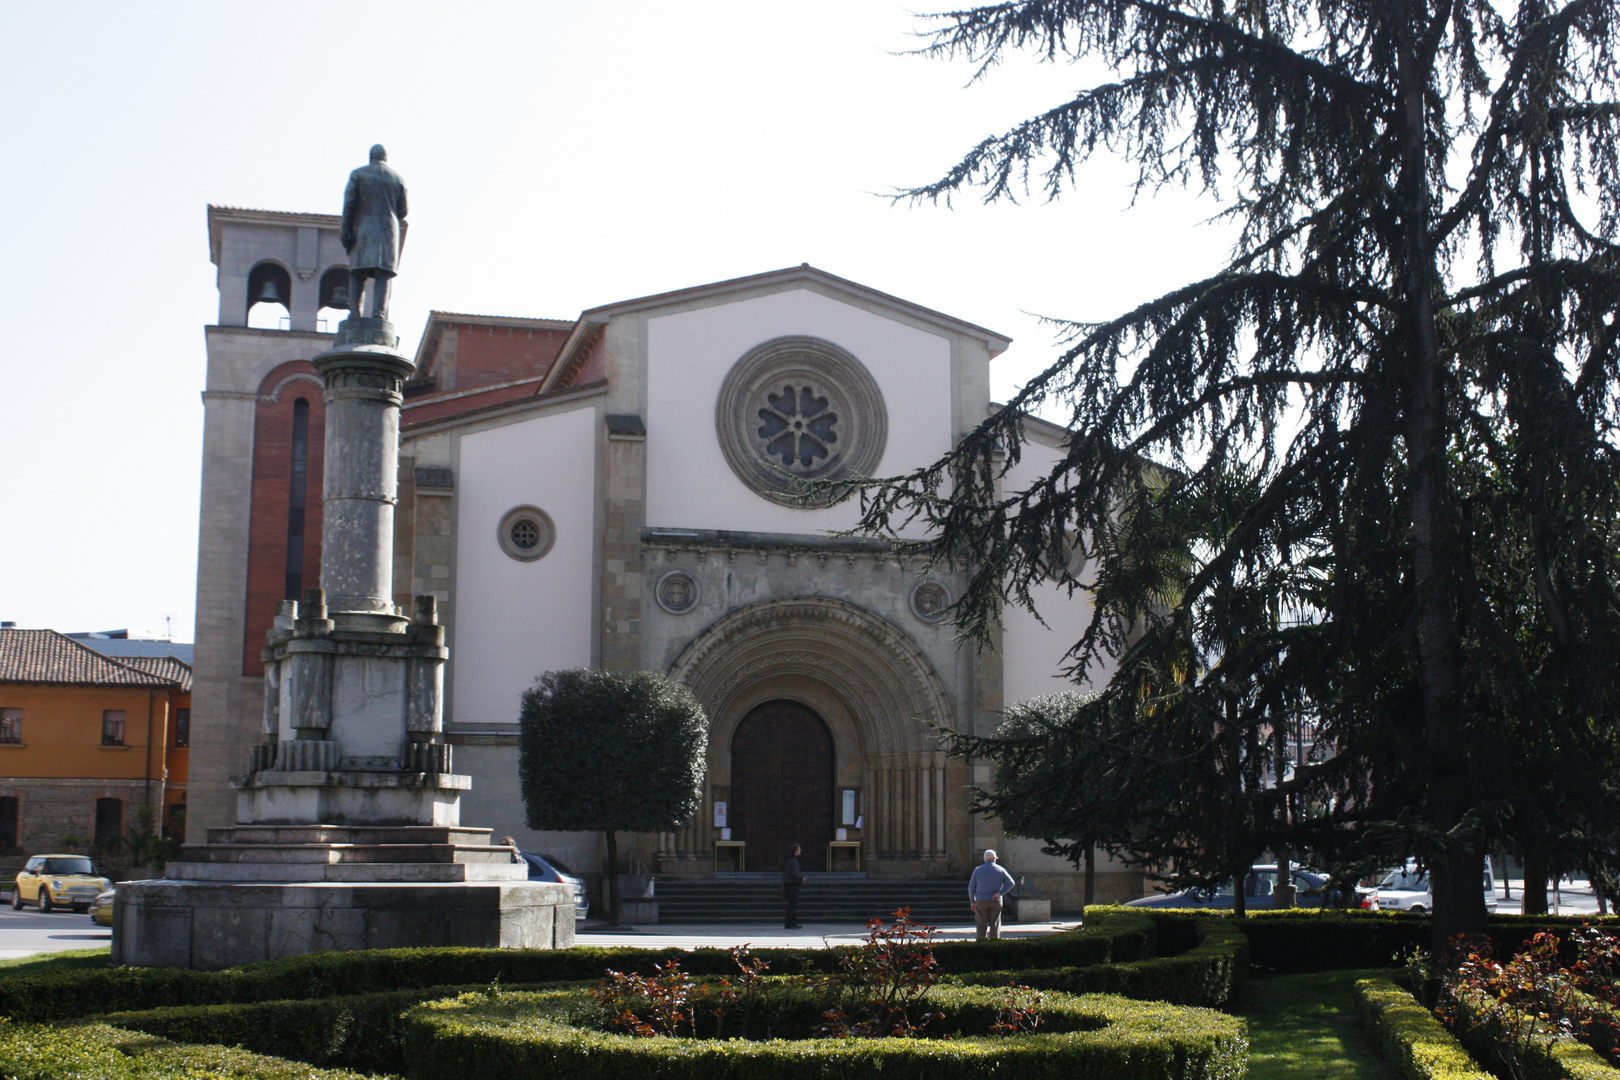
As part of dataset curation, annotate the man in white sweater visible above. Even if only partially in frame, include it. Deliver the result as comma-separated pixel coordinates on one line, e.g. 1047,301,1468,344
968,849,1017,940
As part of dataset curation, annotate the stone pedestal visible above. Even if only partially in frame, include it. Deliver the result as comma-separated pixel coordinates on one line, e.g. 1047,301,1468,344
113,880,573,970
120,314,570,968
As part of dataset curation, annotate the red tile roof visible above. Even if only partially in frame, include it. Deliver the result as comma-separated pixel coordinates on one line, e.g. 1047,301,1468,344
115,655,193,693
0,630,182,687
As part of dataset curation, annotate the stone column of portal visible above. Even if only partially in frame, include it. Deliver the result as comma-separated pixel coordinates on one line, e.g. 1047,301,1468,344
312,318,414,614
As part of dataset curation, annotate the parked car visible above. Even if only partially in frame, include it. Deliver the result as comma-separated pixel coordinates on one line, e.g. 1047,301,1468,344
1363,859,1498,913
1126,865,1333,909
12,855,112,913
518,851,589,920
89,887,116,927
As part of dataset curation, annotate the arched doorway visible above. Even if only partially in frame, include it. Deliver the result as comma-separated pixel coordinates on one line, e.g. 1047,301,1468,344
731,701,833,869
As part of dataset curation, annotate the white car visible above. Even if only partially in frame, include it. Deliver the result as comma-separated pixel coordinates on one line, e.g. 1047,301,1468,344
1368,859,1498,913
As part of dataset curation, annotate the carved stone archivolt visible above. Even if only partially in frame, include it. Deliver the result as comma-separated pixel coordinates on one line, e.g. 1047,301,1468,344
714,336,888,507
661,596,957,865
668,596,951,756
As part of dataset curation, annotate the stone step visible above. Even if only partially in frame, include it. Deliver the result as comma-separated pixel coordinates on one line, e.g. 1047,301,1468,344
164,860,531,884
177,843,518,865
204,825,496,846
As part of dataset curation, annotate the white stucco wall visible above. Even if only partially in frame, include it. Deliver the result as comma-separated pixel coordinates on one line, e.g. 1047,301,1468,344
451,403,597,726
644,289,954,535
998,436,1112,705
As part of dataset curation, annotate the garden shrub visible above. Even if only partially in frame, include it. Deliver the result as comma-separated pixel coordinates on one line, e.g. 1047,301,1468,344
950,915,1248,1008
0,1017,379,1080
1445,981,1620,1080
1427,927,1620,1080
0,910,1158,1024
403,983,1248,1080
1353,975,1493,1080
1234,910,1620,973
104,986,450,1074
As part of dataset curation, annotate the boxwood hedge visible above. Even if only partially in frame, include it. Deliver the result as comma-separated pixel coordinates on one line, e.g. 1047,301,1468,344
0,910,1161,1024
0,1017,377,1080
104,986,458,1075
402,983,1248,1080
1353,975,1494,1080
951,914,1248,1008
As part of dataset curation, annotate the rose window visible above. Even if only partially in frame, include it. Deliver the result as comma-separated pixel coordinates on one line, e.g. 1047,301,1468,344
758,385,839,470
716,336,888,508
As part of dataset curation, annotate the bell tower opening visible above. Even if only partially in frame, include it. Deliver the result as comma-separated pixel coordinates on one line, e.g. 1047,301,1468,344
246,261,293,328
730,700,835,869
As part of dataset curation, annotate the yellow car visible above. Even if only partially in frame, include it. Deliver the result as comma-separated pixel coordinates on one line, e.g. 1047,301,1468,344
89,887,115,926
12,854,112,913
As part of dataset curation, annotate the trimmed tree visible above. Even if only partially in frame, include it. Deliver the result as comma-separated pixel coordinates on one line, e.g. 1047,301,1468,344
518,669,708,926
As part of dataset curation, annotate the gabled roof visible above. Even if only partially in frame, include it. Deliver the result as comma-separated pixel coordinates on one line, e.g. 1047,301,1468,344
537,264,1014,395
112,655,193,693
0,630,182,688
207,205,342,266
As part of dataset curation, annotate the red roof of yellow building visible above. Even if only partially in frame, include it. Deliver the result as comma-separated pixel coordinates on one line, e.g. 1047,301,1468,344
0,630,181,687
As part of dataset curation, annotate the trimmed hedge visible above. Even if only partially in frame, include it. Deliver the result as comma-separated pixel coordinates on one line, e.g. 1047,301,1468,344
0,910,1160,1024
1353,975,1493,1080
105,986,455,1075
403,983,1248,1080
951,914,1248,1008
1238,910,1620,973
0,1017,377,1080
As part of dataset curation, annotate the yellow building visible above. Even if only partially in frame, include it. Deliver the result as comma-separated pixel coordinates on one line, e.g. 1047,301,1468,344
0,630,190,855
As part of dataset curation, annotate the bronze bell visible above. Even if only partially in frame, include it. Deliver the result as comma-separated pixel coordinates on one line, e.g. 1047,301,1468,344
325,281,350,310
253,276,286,305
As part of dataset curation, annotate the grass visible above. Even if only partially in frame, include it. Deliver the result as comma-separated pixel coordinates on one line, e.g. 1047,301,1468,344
0,947,111,973
1243,968,1401,1080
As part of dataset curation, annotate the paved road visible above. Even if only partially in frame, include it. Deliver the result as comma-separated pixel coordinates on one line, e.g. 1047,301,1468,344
575,920,1079,950
0,906,111,961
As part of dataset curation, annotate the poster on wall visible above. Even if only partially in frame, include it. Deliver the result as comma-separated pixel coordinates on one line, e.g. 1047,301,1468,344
713,801,727,828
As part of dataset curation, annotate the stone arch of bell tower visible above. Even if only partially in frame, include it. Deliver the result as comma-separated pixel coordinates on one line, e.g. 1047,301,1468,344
659,596,959,875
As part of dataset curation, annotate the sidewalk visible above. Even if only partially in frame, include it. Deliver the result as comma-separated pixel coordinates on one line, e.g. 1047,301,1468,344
574,920,1079,950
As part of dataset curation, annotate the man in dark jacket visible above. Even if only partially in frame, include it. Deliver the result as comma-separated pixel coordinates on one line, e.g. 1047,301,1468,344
783,843,805,929
340,144,408,320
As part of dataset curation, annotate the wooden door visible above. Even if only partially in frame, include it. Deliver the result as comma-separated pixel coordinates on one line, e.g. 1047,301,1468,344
731,701,834,870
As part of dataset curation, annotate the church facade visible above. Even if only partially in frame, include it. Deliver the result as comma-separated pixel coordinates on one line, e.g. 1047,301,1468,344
189,206,1136,909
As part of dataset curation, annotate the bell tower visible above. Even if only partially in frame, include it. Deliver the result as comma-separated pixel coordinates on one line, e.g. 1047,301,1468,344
189,207,350,844
209,206,349,331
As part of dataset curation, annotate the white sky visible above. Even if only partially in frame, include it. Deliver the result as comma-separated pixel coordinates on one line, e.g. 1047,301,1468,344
0,2,1234,643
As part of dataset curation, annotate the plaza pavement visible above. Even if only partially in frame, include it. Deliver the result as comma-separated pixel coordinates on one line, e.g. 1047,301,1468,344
0,879,1607,961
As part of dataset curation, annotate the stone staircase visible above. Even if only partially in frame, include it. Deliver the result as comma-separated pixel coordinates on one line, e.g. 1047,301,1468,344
167,825,524,882
654,873,972,924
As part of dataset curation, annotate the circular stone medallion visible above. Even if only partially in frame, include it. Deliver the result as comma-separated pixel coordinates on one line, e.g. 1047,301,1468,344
910,581,951,623
715,336,888,507
655,570,700,614
497,505,556,561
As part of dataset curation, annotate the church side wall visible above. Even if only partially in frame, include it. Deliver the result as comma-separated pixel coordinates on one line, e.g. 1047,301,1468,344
643,289,953,536
450,403,598,729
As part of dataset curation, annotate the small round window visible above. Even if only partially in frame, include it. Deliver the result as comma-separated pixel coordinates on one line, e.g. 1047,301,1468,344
497,506,555,562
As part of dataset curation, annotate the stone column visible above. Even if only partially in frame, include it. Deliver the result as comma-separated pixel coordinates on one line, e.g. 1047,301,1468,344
312,319,414,614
